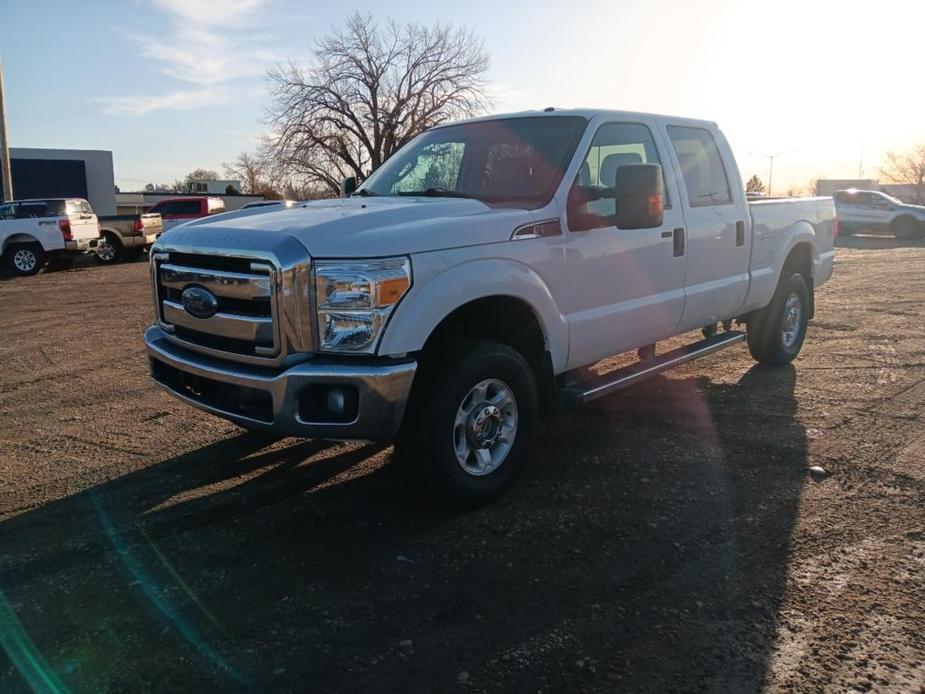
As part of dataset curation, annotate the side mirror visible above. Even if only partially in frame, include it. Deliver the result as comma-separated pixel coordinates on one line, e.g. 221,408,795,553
340,176,357,197
613,163,664,229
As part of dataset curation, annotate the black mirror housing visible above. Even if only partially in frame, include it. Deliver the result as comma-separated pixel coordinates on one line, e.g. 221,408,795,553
613,163,664,229
340,176,358,197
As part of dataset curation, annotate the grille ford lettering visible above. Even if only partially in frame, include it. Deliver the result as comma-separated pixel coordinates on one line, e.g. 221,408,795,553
181,286,219,319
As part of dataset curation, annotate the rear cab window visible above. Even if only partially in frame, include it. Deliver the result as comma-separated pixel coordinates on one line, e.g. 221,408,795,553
667,125,732,207
66,200,93,215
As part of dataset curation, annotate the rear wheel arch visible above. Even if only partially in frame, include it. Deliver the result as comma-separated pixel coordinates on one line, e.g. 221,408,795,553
781,241,814,318
2,233,40,255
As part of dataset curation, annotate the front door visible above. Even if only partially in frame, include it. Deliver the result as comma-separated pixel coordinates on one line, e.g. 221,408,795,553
560,119,687,370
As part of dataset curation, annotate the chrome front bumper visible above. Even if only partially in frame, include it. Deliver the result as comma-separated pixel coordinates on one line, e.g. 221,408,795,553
145,326,417,440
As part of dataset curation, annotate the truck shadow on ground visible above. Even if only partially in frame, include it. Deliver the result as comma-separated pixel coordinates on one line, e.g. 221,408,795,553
0,364,806,693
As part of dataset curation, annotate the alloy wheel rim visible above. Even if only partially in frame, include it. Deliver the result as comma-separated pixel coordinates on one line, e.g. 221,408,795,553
781,293,802,348
453,378,518,476
97,241,115,261
13,249,37,272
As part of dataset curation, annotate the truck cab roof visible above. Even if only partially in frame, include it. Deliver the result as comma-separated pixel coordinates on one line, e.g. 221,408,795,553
439,108,719,131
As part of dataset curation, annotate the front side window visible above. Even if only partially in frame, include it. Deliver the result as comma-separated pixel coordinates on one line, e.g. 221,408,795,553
359,116,587,209
567,121,666,231
667,125,732,206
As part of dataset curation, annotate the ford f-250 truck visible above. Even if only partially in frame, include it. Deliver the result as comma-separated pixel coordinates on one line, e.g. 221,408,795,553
95,212,164,264
0,198,101,276
144,109,835,506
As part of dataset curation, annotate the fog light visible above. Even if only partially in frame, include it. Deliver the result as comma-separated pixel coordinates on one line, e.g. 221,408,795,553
327,388,346,414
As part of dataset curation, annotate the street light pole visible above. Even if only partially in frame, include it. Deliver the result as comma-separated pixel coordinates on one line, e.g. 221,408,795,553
0,59,13,202
749,150,796,197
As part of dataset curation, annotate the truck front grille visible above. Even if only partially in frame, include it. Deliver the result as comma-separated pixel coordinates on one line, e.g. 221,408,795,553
152,251,281,362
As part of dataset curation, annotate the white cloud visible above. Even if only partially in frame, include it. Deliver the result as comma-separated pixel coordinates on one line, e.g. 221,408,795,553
99,0,282,115
95,87,236,116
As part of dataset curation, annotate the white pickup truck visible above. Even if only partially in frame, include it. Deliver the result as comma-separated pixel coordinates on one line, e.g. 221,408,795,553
145,109,835,505
0,198,101,275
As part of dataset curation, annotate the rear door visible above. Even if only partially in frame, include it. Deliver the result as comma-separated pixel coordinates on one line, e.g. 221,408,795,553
560,118,688,368
665,124,749,331
66,200,99,241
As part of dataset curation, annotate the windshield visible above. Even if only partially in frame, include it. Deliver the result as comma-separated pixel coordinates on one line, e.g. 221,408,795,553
357,116,587,208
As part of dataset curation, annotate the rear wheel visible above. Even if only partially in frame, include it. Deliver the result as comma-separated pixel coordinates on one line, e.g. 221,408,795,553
94,234,122,264
747,272,810,365
7,243,45,276
397,340,538,507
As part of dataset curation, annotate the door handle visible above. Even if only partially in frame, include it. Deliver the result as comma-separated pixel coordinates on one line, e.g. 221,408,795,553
736,220,745,246
673,227,685,257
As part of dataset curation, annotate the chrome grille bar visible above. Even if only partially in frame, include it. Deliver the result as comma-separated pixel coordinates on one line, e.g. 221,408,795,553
159,264,272,301
162,300,275,345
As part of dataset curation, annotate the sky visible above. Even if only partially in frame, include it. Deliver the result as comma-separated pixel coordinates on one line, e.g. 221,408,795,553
1,0,923,193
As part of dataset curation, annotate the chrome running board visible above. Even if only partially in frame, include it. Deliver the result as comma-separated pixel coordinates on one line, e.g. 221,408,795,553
560,331,746,407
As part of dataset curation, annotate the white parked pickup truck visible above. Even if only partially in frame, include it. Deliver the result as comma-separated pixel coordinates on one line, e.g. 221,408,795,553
145,109,835,505
0,198,101,275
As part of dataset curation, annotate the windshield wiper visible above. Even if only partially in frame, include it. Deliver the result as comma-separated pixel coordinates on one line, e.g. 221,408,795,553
396,187,477,199
350,188,379,197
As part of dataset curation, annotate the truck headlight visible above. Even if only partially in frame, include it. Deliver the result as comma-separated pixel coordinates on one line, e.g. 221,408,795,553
313,257,411,353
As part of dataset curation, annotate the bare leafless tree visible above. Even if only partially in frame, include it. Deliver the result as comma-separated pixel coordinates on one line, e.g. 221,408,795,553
223,152,279,197
880,145,925,203
266,12,492,197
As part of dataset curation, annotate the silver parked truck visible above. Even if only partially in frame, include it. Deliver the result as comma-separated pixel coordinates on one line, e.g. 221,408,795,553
145,109,835,506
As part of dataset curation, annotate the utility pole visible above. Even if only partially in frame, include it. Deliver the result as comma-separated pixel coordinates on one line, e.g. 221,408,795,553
0,59,13,202
749,150,796,197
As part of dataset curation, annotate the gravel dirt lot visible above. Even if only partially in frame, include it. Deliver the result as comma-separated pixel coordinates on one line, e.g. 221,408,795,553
1,234,923,693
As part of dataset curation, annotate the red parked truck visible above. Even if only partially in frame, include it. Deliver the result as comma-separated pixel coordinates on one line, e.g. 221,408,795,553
146,196,226,232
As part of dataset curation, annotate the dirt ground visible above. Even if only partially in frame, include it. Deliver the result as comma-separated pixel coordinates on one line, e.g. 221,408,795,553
1,233,923,693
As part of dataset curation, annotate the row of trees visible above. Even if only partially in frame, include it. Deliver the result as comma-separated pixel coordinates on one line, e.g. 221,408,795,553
145,12,925,204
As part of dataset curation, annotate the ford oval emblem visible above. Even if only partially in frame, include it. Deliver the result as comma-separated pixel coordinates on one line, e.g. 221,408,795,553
181,286,219,319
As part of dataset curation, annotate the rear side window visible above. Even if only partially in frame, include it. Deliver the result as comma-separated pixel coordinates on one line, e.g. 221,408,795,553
16,202,50,218
667,126,732,206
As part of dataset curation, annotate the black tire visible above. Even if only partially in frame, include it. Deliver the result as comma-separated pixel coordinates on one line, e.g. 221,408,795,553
6,242,45,276
397,339,538,508
892,217,923,240
94,233,122,264
747,272,810,366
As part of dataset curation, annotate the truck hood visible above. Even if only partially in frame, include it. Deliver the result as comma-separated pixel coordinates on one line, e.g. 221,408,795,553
897,202,925,219
163,197,536,258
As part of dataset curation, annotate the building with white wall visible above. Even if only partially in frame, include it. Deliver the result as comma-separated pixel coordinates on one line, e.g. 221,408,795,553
1,148,116,215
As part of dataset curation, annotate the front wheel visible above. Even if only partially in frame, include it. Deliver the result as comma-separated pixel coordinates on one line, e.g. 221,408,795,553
7,243,45,276
397,340,538,507
747,272,810,365
893,217,923,240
